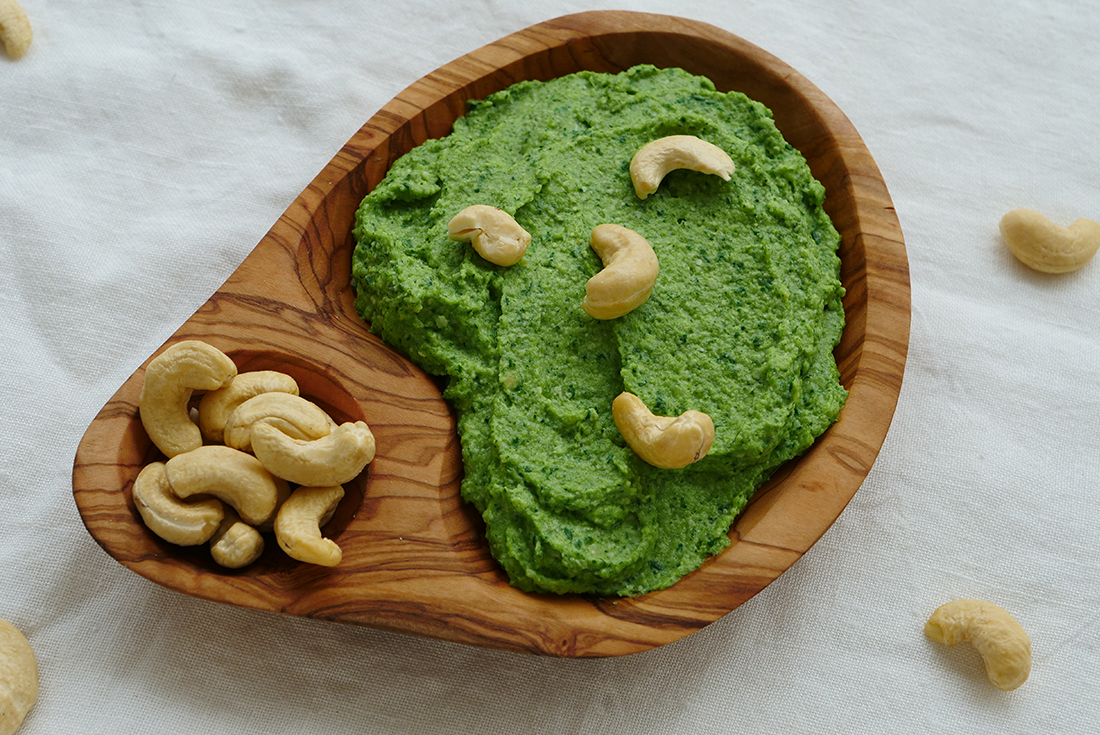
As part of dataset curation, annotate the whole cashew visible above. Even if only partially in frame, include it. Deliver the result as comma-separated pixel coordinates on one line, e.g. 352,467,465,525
1000,208,1100,273
274,485,345,567
197,370,300,444
131,461,224,546
925,599,1032,691
0,619,37,735
165,445,281,526
0,0,32,60
612,392,714,469
583,224,659,320
447,205,531,266
139,341,238,458
250,421,376,487
222,392,335,453
629,135,734,200
209,508,265,569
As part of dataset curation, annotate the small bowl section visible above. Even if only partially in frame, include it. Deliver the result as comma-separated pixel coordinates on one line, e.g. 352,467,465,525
82,346,375,578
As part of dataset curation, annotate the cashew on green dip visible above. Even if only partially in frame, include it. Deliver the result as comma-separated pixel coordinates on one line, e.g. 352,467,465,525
351,66,847,596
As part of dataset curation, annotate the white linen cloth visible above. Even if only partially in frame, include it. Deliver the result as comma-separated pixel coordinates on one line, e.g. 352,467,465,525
2,0,1099,732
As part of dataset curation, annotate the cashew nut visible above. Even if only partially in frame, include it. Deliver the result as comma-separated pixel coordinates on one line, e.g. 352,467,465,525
164,445,281,526
629,135,734,199
274,485,345,567
222,392,335,453
0,619,37,735
612,392,714,469
582,224,659,320
131,461,224,546
197,370,300,444
0,0,32,60
250,421,375,487
447,205,531,267
254,476,293,534
209,508,265,569
1000,208,1100,273
139,341,238,458
925,599,1032,691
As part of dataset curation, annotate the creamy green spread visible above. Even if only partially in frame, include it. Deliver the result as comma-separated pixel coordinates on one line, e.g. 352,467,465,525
351,65,847,596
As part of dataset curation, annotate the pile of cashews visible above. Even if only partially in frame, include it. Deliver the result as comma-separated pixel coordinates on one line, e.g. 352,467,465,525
134,340,375,568
447,135,730,470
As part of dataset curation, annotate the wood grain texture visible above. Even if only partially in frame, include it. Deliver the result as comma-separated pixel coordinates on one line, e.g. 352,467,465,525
71,11,910,657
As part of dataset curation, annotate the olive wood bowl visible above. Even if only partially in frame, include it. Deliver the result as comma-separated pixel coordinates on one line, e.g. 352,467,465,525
72,10,909,657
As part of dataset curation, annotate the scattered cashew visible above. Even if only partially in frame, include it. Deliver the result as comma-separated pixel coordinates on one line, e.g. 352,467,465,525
447,205,531,266
925,599,1032,691
131,461,224,546
274,485,345,567
583,224,659,320
1000,208,1100,273
629,135,734,199
0,0,32,60
139,341,238,458
165,445,281,526
222,392,334,453
209,508,265,569
197,370,300,444
0,619,37,735
612,392,714,469
250,420,375,487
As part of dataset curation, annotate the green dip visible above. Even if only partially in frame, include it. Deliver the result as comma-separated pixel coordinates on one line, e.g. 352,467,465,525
351,65,847,596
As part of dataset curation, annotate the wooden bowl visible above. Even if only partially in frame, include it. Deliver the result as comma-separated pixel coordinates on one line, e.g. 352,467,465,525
72,11,909,657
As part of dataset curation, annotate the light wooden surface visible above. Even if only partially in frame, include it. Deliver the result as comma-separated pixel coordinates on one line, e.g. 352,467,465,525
71,10,909,657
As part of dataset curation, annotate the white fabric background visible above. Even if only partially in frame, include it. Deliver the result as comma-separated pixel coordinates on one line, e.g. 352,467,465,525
2,0,1099,732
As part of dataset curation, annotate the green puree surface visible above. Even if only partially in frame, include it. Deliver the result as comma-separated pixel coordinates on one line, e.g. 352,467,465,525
351,65,847,597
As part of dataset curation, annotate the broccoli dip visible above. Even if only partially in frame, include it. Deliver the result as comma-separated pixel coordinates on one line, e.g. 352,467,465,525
351,65,847,597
